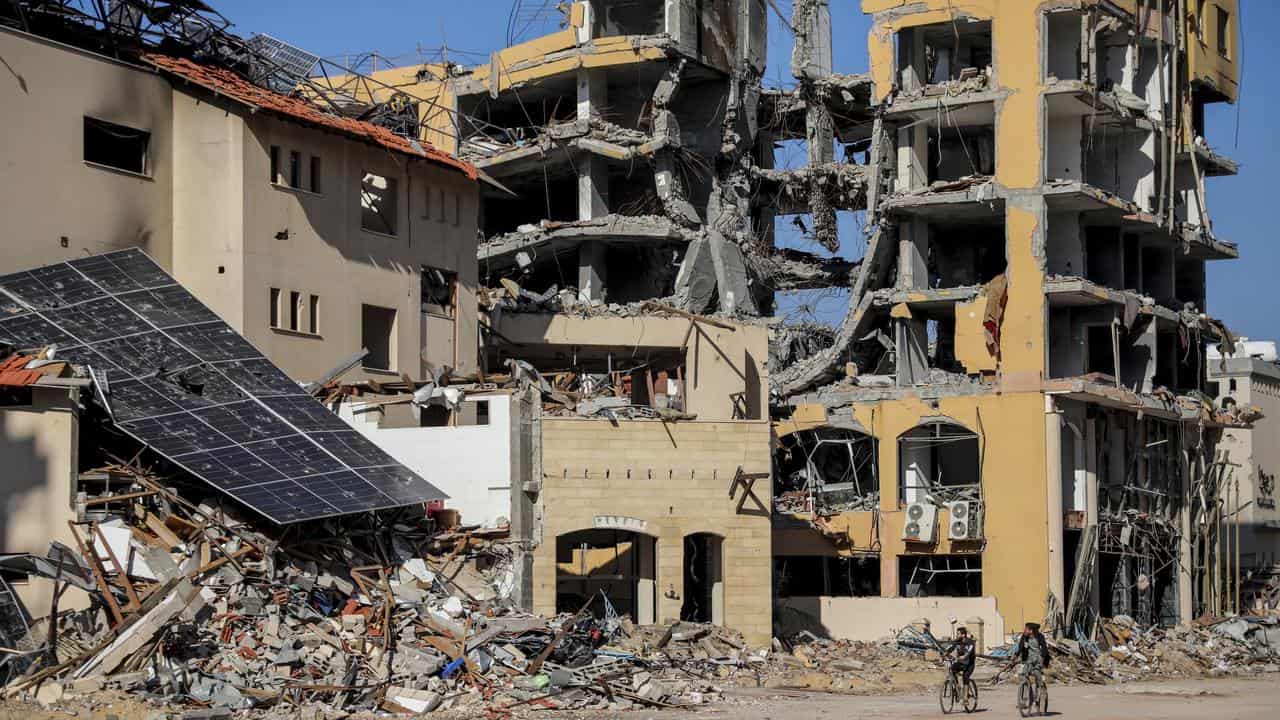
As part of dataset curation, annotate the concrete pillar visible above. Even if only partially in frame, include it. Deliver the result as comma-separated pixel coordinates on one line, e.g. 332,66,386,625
897,26,925,91
1045,396,1066,620
1085,416,1101,617
665,0,698,54
1178,459,1194,625
577,241,607,303
896,127,929,192
576,69,609,219
895,317,929,387
898,217,929,289
895,218,929,387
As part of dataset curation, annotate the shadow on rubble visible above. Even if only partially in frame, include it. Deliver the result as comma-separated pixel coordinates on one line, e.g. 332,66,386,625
773,600,834,644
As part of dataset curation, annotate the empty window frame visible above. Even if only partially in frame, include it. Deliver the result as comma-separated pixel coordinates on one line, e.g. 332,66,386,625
421,266,457,318
361,172,398,235
270,145,281,184
288,151,301,188
774,556,881,598
308,294,319,334
309,155,322,193
288,291,301,331
453,192,462,227
775,426,880,513
84,117,149,175
898,422,981,506
421,184,433,219
361,304,397,371
436,187,447,222
269,288,281,328
1216,7,1230,58
899,554,982,597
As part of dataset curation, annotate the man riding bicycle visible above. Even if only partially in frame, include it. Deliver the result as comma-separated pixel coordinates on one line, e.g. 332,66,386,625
940,625,979,713
1012,622,1050,687
948,626,977,689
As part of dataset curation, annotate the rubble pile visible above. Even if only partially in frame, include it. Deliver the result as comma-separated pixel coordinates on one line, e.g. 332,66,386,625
1083,615,1280,681
975,615,1280,686
0,477,752,716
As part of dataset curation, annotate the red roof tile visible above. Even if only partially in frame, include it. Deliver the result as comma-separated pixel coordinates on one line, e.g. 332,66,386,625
142,53,476,180
0,354,46,387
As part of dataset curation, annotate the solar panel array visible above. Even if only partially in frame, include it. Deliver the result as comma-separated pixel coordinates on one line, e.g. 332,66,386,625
0,249,445,524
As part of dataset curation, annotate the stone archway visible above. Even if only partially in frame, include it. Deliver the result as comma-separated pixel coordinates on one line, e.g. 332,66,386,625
555,527,657,624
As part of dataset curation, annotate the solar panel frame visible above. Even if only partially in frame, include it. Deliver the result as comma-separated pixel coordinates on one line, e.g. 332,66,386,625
0,249,445,524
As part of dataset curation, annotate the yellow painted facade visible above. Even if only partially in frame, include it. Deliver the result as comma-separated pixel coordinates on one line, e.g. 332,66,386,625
773,0,1241,641
779,393,1050,634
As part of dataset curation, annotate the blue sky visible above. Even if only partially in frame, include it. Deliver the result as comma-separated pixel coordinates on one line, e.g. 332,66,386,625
215,0,1276,341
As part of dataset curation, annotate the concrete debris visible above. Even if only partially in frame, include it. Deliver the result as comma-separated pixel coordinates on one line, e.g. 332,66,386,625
0,479,756,715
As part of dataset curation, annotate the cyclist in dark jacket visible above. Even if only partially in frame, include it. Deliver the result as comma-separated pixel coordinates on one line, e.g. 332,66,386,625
949,626,977,685
1013,622,1050,684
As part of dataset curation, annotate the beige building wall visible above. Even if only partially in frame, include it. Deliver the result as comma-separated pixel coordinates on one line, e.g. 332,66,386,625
0,388,83,613
778,596,1004,651
489,314,769,421
0,28,174,267
231,113,479,382
0,27,480,384
1210,358,1280,572
535,418,773,643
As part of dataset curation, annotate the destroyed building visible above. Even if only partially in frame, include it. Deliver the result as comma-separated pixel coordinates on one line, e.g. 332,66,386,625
0,1,481,384
344,1,787,643
1208,339,1280,612
0,0,1273,681
771,0,1253,647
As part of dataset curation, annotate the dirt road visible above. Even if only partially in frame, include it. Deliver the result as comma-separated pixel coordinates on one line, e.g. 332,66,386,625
599,676,1279,720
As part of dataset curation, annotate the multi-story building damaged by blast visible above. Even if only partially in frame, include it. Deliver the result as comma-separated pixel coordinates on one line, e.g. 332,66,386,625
772,0,1253,645
0,0,1272,654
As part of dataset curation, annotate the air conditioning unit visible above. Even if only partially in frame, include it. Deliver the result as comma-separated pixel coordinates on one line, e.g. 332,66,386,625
948,501,981,540
902,501,938,543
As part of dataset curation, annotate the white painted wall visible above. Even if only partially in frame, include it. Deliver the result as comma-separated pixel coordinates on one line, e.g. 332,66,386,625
338,392,514,528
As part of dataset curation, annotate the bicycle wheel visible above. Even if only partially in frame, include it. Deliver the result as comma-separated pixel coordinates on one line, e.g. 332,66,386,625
940,675,956,714
963,679,979,713
1017,681,1032,718
1037,681,1048,715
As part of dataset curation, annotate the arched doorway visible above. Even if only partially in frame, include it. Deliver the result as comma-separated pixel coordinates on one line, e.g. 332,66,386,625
555,529,656,624
681,532,724,624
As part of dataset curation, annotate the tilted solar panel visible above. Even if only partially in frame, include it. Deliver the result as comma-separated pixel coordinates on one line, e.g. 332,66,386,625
0,249,446,524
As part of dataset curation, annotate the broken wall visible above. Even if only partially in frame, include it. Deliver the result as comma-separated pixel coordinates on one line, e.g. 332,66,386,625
779,390,1050,639
338,392,519,529
488,314,769,421
0,388,83,613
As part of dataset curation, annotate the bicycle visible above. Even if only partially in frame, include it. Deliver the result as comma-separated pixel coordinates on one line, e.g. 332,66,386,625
939,665,979,714
1016,670,1048,717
